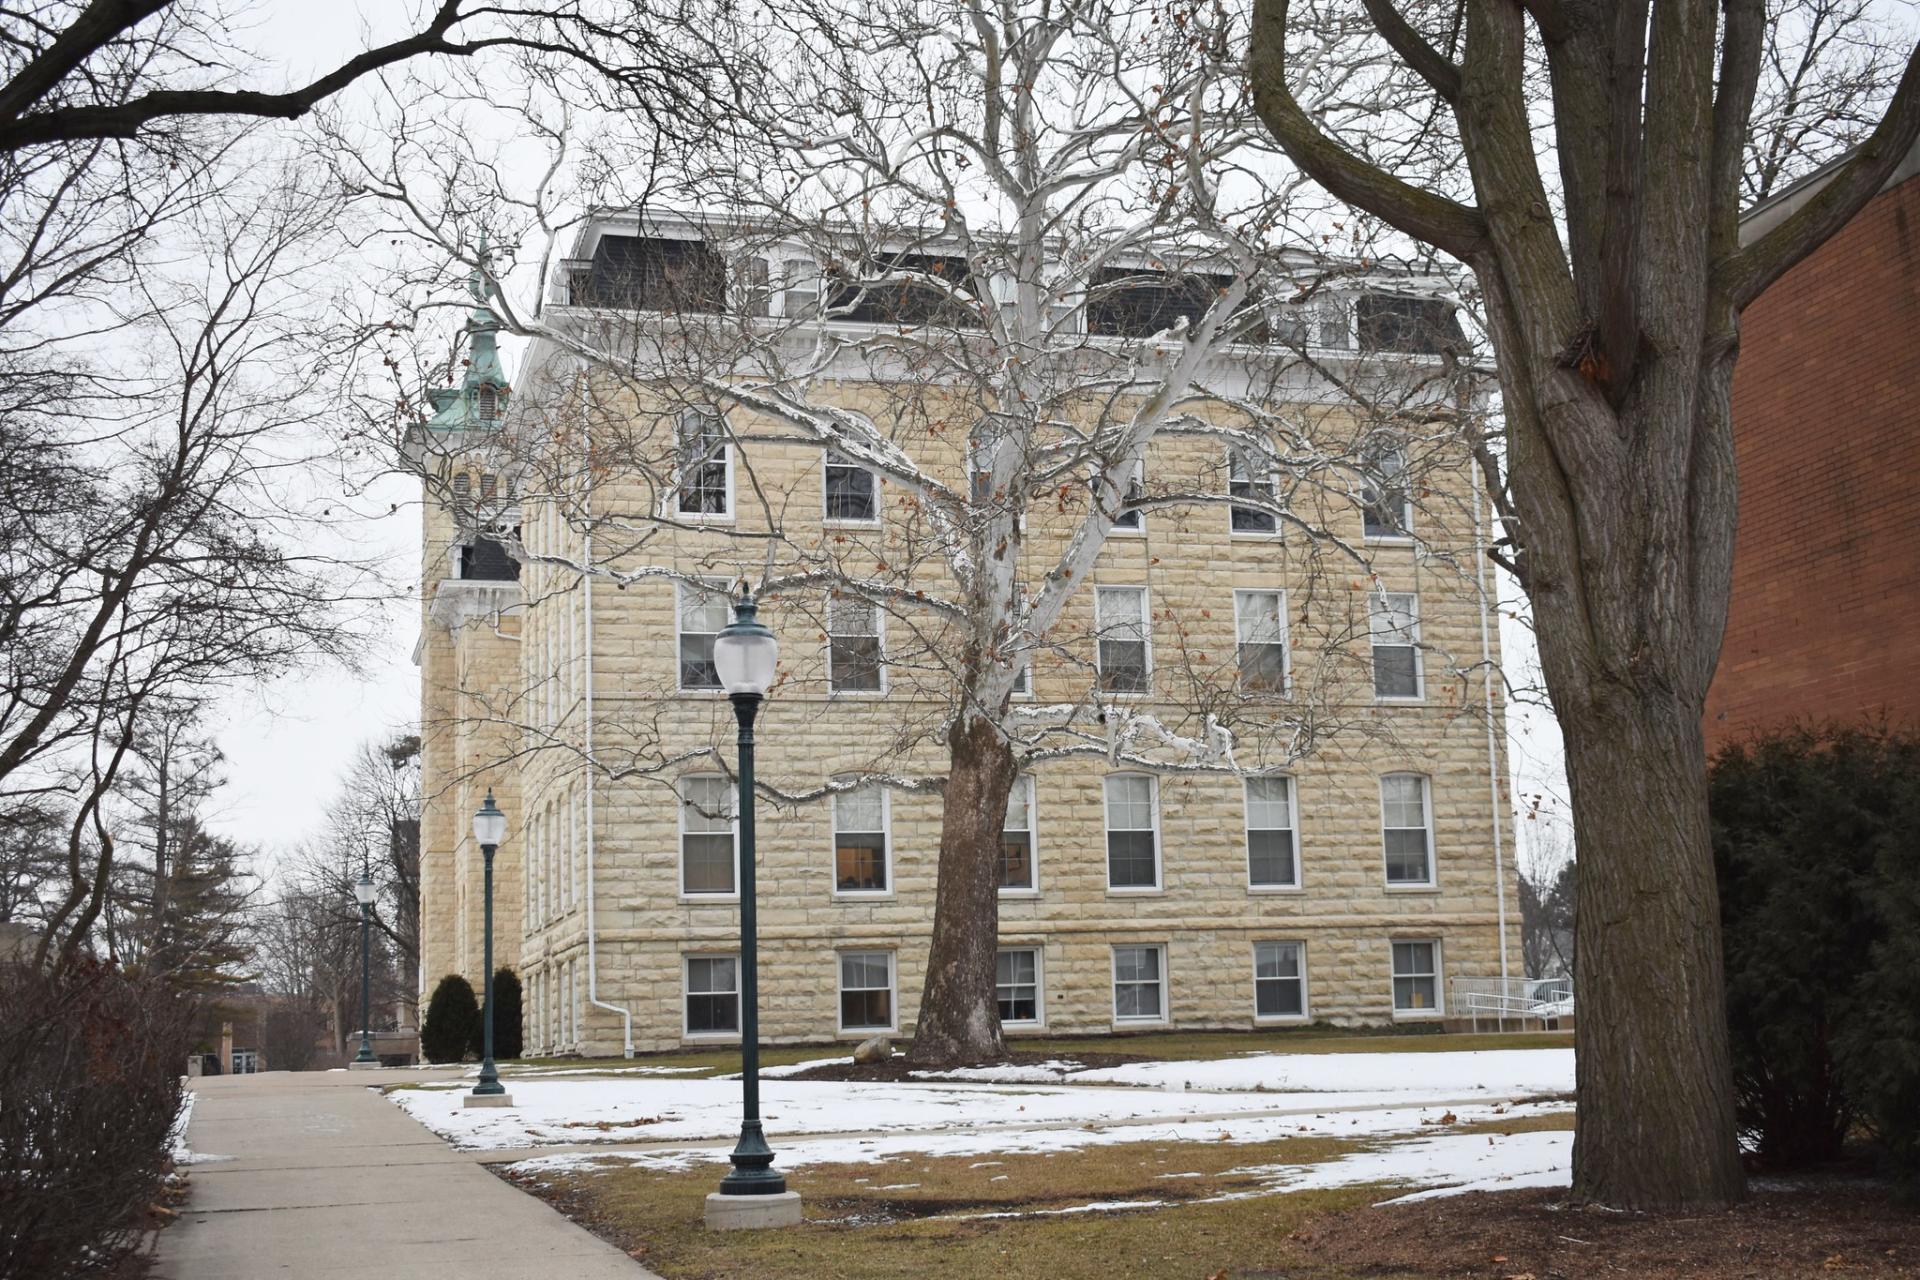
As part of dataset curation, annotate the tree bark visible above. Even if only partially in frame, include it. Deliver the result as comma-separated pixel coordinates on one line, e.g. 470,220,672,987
1560,678,1746,1206
905,711,1017,1067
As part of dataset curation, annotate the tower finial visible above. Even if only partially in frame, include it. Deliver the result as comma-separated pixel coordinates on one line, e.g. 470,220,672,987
468,230,492,305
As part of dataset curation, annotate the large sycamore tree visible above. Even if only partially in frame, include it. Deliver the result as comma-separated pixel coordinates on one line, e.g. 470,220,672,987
1250,0,1920,1207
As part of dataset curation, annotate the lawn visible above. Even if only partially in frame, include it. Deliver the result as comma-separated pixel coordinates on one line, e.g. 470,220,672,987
506,1114,1578,1280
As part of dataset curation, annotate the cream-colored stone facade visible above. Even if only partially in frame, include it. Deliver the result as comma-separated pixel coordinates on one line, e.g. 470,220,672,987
415,236,1522,1058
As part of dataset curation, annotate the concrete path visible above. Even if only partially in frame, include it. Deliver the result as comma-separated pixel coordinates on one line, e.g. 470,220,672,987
156,1068,661,1280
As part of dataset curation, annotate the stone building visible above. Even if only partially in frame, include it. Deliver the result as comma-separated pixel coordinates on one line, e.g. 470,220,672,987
411,215,1523,1057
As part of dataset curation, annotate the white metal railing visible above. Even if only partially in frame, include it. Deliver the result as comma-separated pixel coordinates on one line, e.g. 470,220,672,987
1448,976,1574,1028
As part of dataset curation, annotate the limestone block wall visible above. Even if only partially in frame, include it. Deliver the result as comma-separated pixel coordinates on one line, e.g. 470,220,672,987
492,376,1522,1056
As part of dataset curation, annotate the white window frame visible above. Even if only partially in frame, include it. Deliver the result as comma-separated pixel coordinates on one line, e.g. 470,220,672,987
835,949,899,1035
672,408,735,522
1368,591,1425,702
1380,772,1437,889
997,774,1040,897
822,449,881,525
676,774,740,900
1102,773,1162,894
682,952,742,1041
830,782,892,898
781,257,820,320
1094,585,1152,696
827,594,887,695
1110,943,1169,1025
1227,446,1280,537
1251,940,1310,1023
1233,588,1291,695
1244,775,1301,892
1361,443,1416,542
1391,938,1445,1017
675,579,731,693
996,945,1045,1028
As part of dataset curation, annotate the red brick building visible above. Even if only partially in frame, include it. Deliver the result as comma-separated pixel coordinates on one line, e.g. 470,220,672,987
1704,142,1920,756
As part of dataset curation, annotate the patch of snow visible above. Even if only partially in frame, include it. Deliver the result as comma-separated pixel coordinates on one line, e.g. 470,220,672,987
963,1198,1166,1220
169,1091,230,1165
1242,1129,1571,1203
756,1057,850,1078
1067,1049,1574,1097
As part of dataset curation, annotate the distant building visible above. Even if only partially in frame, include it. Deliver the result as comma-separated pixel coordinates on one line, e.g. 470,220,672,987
1706,140,1920,754
408,214,1524,1055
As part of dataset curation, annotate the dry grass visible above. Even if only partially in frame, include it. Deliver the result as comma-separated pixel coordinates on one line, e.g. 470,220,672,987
505,1113,1578,1280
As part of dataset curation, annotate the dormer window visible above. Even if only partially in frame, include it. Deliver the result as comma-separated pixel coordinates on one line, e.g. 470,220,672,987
827,253,980,328
578,235,727,313
1356,293,1462,355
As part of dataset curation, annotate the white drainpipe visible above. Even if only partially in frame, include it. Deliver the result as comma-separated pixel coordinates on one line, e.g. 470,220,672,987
1471,435,1513,989
579,407,635,1057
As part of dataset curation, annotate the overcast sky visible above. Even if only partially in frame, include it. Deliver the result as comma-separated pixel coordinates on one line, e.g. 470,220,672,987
202,2,1570,872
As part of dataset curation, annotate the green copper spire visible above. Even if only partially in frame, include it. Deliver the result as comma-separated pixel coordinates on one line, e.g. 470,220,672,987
423,232,510,433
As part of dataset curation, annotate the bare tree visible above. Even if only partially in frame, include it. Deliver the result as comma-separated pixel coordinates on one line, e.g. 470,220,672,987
351,0,1506,1066
1249,0,1920,1207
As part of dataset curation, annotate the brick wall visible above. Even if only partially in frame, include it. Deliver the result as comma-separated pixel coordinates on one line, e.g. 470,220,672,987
1705,173,1920,756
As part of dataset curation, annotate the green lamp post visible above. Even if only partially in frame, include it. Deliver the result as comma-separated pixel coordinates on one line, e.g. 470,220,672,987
470,790,508,1099
351,862,378,1066
709,592,788,1205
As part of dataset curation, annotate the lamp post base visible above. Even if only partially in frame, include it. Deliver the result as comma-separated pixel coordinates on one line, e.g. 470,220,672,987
704,1190,802,1231
347,1061,383,1072
462,1092,515,1108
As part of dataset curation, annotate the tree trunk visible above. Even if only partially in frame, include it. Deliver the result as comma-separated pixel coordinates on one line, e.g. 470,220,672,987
1560,673,1746,1206
905,712,1017,1067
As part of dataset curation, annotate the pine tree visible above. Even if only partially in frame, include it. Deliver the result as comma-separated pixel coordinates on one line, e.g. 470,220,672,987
421,974,478,1064
471,968,522,1061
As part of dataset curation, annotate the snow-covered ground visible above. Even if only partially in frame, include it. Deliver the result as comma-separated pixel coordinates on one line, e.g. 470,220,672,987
394,1045,1577,1212
916,1048,1573,1097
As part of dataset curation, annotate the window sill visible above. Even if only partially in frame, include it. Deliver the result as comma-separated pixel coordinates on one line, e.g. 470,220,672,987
1003,1019,1045,1032
1247,884,1304,895
828,688,889,699
998,888,1041,900
1392,1009,1446,1021
1364,534,1417,546
1112,1016,1170,1028
832,890,895,902
823,518,882,530
1228,529,1284,540
673,513,737,526
1106,886,1165,897
1096,688,1153,700
1383,883,1441,894
1253,1013,1311,1026
677,894,741,906
836,1025,899,1039
1373,695,1427,706
682,1032,742,1045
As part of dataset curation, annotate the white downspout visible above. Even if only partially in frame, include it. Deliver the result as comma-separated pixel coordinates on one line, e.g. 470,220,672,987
1471,429,1513,991
579,408,635,1057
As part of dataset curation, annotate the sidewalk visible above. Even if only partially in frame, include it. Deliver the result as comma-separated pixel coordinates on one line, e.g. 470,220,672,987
156,1068,660,1280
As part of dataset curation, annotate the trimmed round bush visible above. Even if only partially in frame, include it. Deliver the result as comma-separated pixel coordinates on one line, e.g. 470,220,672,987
420,973,478,1065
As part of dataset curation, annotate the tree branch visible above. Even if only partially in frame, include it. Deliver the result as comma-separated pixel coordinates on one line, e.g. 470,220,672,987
1248,0,1487,260
1360,0,1462,102
1722,38,1920,307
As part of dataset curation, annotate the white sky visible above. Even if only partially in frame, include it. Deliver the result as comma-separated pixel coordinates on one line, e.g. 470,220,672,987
203,2,1570,872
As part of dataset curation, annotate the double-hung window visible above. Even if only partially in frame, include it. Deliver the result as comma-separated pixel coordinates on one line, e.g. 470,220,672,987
675,409,731,517
1112,944,1167,1023
684,956,739,1036
677,581,729,690
828,596,884,692
1229,447,1278,533
1368,592,1423,700
1362,444,1413,538
678,775,736,896
824,451,878,522
1253,941,1307,1019
996,947,1041,1025
1104,774,1160,890
1245,776,1299,889
1380,774,1435,886
832,783,889,894
838,951,896,1032
1392,940,1442,1014
998,775,1036,891
1095,586,1150,694
1234,590,1289,692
